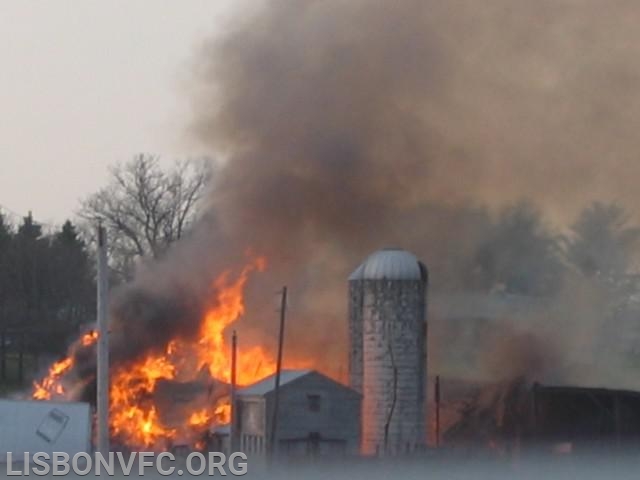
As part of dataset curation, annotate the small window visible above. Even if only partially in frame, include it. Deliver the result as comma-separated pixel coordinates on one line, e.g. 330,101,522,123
307,394,321,412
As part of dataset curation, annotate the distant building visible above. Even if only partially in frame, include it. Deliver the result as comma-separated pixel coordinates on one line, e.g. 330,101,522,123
230,369,361,458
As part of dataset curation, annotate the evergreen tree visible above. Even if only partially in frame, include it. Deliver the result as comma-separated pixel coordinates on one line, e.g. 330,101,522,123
49,220,95,340
566,202,640,280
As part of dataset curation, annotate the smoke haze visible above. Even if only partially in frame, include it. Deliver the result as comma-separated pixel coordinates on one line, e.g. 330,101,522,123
107,0,640,388
194,0,640,223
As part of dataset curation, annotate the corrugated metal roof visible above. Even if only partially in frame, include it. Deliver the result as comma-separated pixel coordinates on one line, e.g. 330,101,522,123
349,248,424,281
237,369,312,396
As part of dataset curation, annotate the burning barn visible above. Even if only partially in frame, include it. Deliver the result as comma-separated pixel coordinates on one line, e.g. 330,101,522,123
230,369,360,458
530,384,640,451
348,248,428,455
29,258,315,452
444,380,640,455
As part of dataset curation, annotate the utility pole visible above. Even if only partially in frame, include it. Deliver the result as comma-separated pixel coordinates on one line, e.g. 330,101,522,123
434,375,441,448
96,223,110,456
268,286,287,461
0,329,5,381
230,330,238,452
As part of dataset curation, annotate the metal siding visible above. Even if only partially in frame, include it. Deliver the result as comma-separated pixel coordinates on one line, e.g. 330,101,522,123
240,372,360,456
238,398,266,436
274,373,360,454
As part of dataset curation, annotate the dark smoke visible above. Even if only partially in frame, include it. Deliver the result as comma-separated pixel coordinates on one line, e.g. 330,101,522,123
194,0,640,223
103,0,640,387
109,286,202,364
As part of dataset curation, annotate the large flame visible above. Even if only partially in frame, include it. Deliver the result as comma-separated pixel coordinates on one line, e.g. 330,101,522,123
110,353,178,448
32,330,98,400
195,256,275,384
31,256,311,450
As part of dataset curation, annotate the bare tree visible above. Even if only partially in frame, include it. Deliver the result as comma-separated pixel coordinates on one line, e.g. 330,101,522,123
80,154,210,279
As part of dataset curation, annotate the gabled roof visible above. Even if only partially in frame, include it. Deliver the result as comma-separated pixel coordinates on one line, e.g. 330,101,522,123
237,369,313,396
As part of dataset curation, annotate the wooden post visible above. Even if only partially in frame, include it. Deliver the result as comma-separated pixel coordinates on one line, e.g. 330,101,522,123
531,381,540,447
230,330,238,452
18,329,24,384
1,330,6,382
435,375,441,448
614,392,621,448
268,286,287,461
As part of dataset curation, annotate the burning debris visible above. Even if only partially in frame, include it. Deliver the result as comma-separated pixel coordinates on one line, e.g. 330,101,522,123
443,377,529,454
31,256,312,451
32,330,98,401
32,357,73,400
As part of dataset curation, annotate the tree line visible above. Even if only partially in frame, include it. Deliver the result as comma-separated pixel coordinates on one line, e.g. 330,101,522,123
0,154,208,387
437,200,640,373
464,200,640,297
2,151,640,385
0,214,94,384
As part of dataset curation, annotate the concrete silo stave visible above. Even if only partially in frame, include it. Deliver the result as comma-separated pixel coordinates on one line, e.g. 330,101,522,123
348,248,428,455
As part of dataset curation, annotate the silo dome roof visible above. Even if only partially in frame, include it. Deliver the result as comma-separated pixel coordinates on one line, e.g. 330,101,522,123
349,248,426,281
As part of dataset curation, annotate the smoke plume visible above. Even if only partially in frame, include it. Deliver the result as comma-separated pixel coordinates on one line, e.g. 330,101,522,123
109,0,640,387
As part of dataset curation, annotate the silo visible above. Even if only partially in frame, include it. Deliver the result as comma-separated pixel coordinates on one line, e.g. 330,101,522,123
348,248,428,456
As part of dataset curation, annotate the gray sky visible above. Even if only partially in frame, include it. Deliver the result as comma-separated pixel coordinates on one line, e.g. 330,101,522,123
0,1,237,226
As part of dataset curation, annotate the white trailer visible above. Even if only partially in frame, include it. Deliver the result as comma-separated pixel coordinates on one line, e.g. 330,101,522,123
0,399,91,462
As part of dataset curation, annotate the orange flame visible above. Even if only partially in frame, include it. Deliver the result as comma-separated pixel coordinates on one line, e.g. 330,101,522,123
109,353,177,449
195,259,271,383
81,330,99,346
188,409,212,427
32,330,98,400
214,401,231,424
32,357,74,400
106,256,296,450
32,255,313,451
